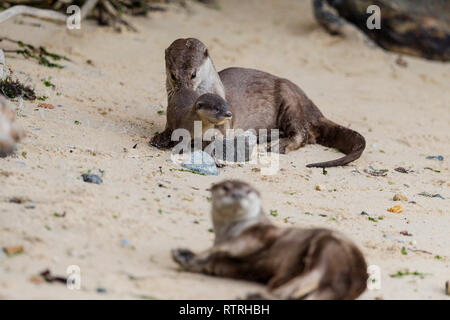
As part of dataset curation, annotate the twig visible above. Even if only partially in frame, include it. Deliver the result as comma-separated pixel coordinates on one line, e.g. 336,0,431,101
0,5,66,24
0,0,99,24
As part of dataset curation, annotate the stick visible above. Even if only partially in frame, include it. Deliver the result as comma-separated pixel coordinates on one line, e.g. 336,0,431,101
0,5,66,24
0,0,99,24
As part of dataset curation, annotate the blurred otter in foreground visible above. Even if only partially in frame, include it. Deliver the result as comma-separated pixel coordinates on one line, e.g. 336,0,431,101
0,97,23,157
171,180,368,300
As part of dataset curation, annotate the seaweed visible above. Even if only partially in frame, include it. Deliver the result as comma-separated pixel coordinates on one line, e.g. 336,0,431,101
1,38,70,69
0,76,36,100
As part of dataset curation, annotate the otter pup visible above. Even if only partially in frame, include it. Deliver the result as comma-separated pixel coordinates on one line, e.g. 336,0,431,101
164,38,366,168
171,180,368,300
0,97,23,157
150,87,232,149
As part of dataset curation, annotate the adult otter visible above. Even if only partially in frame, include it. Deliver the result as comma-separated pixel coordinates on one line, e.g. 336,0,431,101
150,87,232,149
171,180,368,300
0,97,23,157
164,38,366,168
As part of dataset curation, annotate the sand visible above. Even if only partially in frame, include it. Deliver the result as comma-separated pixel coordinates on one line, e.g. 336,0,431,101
0,0,449,300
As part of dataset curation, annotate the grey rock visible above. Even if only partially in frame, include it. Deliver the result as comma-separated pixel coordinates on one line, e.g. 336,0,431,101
182,150,218,176
81,174,103,184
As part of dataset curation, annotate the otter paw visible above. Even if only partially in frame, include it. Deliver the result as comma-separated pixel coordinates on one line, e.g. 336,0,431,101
149,131,174,149
171,248,196,266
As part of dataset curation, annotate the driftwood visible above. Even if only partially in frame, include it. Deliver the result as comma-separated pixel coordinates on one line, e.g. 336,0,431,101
0,0,99,24
0,0,171,30
314,0,450,61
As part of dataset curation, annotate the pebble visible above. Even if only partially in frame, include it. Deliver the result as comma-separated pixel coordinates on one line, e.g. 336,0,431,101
387,205,403,213
96,287,107,294
315,185,324,191
38,103,55,110
394,167,409,173
426,155,444,161
181,150,218,176
360,211,369,216
81,174,103,184
418,192,445,199
3,245,24,256
393,193,408,202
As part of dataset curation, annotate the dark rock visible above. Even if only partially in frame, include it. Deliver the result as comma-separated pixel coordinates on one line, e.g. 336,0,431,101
81,174,103,184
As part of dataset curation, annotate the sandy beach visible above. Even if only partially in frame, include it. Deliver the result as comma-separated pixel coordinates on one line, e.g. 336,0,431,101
0,0,449,299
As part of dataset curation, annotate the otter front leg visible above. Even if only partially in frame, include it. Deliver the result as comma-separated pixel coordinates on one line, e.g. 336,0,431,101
172,236,267,274
171,248,222,274
149,128,174,149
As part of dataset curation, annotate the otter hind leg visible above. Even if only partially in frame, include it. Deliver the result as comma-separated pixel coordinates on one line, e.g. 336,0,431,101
269,268,323,300
267,133,306,154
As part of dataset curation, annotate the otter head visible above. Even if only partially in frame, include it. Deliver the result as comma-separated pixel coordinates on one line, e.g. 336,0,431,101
211,180,262,223
165,38,221,96
194,93,232,126
0,97,23,157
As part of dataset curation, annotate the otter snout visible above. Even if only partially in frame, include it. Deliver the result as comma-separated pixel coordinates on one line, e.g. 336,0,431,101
223,110,232,119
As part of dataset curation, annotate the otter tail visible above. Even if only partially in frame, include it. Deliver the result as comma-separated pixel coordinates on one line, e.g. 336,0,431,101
306,118,365,168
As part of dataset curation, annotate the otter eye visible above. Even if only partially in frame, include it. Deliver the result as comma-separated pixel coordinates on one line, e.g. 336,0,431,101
191,72,196,79
170,73,176,81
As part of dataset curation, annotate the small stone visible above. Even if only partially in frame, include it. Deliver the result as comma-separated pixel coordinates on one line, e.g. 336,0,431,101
400,230,412,236
426,155,444,161
81,174,103,184
38,103,55,110
29,276,44,284
181,150,218,176
393,193,408,202
96,287,107,294
3,245,24,256
387,205,403,213
315,185,324,191
394,167,409,174
360,211,369,216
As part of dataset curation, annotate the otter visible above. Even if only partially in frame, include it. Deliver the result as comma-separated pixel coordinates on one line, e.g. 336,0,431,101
150,87,232,149
171,180,368,300
164,38,366,168
0,97,23,157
